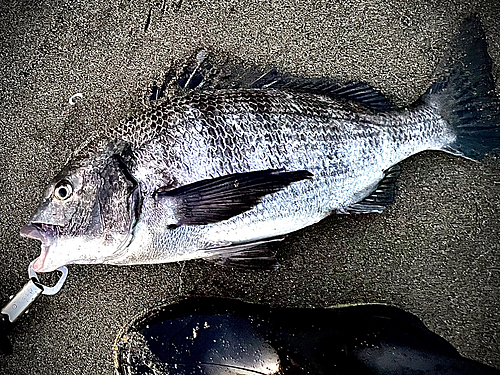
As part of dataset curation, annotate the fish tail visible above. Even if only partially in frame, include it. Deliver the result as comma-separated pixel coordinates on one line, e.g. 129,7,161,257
418,14,500,161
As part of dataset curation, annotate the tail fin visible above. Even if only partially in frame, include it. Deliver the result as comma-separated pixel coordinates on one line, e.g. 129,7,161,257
419,14,500,161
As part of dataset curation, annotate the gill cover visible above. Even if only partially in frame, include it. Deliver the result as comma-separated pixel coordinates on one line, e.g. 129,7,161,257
94,154,142,246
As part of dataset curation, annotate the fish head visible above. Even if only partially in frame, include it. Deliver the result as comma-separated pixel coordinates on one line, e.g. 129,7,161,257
21,143,141,272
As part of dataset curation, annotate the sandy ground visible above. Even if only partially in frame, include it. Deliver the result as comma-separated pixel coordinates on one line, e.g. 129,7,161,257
0,0,499,374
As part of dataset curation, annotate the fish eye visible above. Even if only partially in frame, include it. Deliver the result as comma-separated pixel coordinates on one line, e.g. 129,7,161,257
54,180,73,200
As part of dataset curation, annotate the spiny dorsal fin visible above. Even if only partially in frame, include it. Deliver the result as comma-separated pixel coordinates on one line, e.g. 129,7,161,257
347,164,401,214
149,51,272,101
149,52,393,112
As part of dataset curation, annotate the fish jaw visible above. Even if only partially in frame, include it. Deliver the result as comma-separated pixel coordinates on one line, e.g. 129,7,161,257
20,223,61,272
20,221,133,271
33,244,51,272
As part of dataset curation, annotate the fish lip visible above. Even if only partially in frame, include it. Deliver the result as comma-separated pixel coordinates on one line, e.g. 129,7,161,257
20,222,61,272
20,223,44,241
33,244,51,272
20,222,60,241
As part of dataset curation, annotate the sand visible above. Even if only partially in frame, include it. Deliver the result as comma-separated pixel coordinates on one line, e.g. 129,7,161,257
0,0,499,373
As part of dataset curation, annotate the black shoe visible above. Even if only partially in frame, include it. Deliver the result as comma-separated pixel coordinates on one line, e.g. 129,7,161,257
114,297,499,375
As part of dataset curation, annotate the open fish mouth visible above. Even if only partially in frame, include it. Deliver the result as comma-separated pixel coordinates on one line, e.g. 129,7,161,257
20,222,60,272
20,222,61,240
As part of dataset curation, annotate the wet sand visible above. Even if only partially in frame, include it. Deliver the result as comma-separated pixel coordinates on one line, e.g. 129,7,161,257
0,0,499,374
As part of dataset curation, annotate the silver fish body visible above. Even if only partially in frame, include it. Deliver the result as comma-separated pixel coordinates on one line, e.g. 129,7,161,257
21,15,500,272
109,89,452,266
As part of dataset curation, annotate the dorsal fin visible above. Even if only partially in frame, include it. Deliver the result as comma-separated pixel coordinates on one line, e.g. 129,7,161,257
149,51,393,112
251,70,393,112
149,51,271,98
176,51,215,90
347,165,401,214
328,82,393,111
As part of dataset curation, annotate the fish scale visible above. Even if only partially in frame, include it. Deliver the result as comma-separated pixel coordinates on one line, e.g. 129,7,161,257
105,89,453,265
124,90,449,186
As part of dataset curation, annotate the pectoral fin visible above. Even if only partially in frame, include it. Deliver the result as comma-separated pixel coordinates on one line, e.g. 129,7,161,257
155,169,313,227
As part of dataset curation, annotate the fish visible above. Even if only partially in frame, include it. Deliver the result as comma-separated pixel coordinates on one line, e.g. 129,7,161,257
20,15,500,272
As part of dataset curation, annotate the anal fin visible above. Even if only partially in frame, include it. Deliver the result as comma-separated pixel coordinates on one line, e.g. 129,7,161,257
347,165,401,214
203,237,284,270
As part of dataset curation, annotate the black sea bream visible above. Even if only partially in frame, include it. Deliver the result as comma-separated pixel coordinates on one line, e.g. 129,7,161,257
21,15,500,272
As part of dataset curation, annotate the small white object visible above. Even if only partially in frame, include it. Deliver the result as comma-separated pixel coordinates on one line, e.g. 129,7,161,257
69,93,84,105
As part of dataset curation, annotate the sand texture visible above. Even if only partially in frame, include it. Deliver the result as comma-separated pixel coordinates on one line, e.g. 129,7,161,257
0,0,499,373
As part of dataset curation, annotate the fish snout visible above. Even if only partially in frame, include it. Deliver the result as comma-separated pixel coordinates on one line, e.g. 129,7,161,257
20,222,60,241
20,223,45,241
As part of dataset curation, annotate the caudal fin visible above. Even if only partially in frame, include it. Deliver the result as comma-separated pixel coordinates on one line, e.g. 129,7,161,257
419,14,500,161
